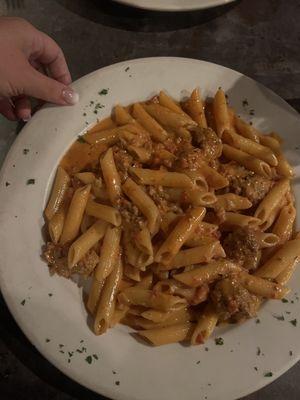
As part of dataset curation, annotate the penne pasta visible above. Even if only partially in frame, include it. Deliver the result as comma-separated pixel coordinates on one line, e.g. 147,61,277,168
214,193,252,211
221,212,261,230
234,115,260,143
86,199,121,226
100,148,121,205
86,275,105,315
144,103,197,130
60,184,91,245
213,88,230,137
155,207,206,265
239,271,289,299
48,206,66,244
132,102,168,142
191,303,218,345
75,172,96,184
182,88,207,128
45,166,70,220
130,167,194,189
137,322,194,346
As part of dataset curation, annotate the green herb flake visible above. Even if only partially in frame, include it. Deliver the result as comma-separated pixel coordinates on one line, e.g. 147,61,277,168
281,298,289,303
125,67,130,72
26,179,35,185
273,314,285,321
90,101,94,106
85,355,93,364
257,347,261,356
205,347,209,352
115,381,120,386
196,361,200,365
290,319,297,327
23,148,30,155
112,370,116,374
215,337,224,345
68,352,74,358
77,135,86,143
254,367,258,371
99,89,109,95
264,372,273,377
286,311,291,314
5,181,10,187
80,340,84,343
95,103,104,110
256,319,260,324
76,349,83,354
68,359,71,363
249,109,255,116
92,354,98,360
242,99,249,107
94,110,98,114
59,344,64,348
289,350,293,356
59,350,65,354
48,293,53,297
291,300,295,304
20,299,26,306
45,338,50,343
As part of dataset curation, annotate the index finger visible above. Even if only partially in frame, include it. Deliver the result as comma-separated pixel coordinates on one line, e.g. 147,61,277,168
33,31,72,86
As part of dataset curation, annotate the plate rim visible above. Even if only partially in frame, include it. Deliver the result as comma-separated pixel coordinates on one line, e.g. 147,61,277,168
0,56,300,400
112,0,237,11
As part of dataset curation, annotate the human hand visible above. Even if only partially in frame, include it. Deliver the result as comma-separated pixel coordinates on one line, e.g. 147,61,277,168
0,17,78,121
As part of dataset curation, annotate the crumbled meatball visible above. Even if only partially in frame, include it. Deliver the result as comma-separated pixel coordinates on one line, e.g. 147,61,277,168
210,276,260,322
220,162,273,206
223,228,261,271
43,243,99,278
191,127,223,161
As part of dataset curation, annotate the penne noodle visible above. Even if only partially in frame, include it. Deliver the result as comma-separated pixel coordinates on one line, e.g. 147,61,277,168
182,88,207,128
94,257,123,335
159,241,225,270
88,117,116,133
144,103,197,130
122,177,160,234
94,226,121,281
276,153,294,178
118,287,187,312
137,322,194,346
159,90,186,115
223,130,278,166
132,103,168,142
130,167,194,189
86,199,122,226
127,145,151,163
124,264,141,282
239,271,289,299
131,307,193,330
75,172,96,184
68,220,107,268
174,259,240,287
254,232,280,248
83,128,119,145
255,238,300,279
183,165,229,190
213,88,230,137
114,104,135,125
214,193,252,211
45,166,70,220
191,303,218,345
60,184,91,245
48,206,66,244
276,260,297,286
100,148,121,205
155,207,206,265
221,212,261,230
254,179,290,225
110,306,129,327
137,272,153,289
222,144,272,178
259,134,281,152
86,275,105,315
234,116,260,143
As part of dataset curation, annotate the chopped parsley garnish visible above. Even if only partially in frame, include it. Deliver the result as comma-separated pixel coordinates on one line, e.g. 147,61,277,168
5,182,10,186
286,311,291,314
95,103,104,110
77,135,86,143
94,110,98,114
290,319,297,327
215,337,224,345
289,350,293,356
112,370,116,374
273,314,285,321
242,99,249,107
80,340,84,343
90,100,94,105
45,338,50,343
68,352,73,358
76,349,83,353
281,298,289,303
59,350,65,354
26,179,35,185
249,109,255,116
257,347,261,356
20,299,26,306
92,354,98,360
125,67,130,72
256,319,260,324
83,112,87,117
85,355,92,364
68,359,71,363
264,372,273,377
196,361,201,364
254,367,258,371
59,344,64,348
48,293,53,297
115,381,120,386
23,148,29,155
205,347,209,351
99,88,109,95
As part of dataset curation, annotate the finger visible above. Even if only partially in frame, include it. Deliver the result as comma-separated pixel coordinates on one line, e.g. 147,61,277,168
34,32,72,86
14,96,32,121
22,64,79,106
0,99,17,121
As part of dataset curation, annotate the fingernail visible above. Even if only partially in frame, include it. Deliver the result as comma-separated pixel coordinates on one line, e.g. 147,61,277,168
22,115,31,122
62,88,79,105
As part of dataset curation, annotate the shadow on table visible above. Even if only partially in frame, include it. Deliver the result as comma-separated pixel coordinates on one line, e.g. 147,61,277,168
56,0,240,32
0,294,109,400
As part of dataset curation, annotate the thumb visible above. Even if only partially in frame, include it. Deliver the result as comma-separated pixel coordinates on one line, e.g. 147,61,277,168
21,65,79,106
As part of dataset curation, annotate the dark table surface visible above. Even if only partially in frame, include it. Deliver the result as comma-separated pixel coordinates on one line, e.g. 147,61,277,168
1,0,300,399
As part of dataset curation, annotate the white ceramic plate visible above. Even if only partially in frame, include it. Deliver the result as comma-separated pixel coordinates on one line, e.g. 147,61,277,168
113,0,236,11
1,57,300,400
